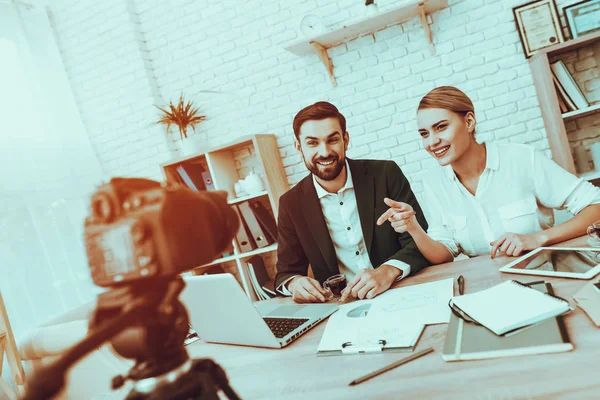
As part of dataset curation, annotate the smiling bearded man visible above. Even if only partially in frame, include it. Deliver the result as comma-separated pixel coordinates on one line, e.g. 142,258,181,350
274,101,430,304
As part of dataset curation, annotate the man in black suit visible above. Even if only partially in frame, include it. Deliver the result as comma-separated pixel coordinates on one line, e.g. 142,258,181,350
275,101,430,303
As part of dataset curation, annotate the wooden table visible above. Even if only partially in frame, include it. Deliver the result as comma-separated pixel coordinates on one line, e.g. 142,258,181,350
187,237,600,399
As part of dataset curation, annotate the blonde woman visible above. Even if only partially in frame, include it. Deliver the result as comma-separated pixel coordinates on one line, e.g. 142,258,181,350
378,86,600,263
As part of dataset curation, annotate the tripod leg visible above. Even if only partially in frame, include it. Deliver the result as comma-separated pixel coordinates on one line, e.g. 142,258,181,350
191,359,241,400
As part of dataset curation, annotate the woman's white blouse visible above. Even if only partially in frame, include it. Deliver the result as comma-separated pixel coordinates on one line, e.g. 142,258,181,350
422,142,600,257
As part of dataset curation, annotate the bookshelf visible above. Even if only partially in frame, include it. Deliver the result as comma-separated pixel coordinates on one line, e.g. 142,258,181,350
160,134,289,299
529,31,600,182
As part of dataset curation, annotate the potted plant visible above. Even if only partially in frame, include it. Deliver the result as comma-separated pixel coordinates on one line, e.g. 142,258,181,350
156,95,206,151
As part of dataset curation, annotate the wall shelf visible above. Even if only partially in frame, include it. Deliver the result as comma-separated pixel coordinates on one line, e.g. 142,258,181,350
534,30,600,57
283,0,448,86
193,243,279,269
237,243,278,260
563,103,600,121
227,190,268,205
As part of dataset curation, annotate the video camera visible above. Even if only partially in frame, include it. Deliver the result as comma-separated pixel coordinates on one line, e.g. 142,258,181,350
24,178,242,400
84,178,238,286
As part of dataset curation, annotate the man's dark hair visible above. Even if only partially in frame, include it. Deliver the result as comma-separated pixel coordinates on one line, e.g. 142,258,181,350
292,101,347,139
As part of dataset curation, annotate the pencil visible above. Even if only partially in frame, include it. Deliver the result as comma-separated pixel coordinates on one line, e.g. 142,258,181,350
348,347,435,386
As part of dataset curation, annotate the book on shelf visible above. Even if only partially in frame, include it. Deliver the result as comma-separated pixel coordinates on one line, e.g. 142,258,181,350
247,255,276,300
176,164,207,191
443,281,573,361
552,75,574,113
551,60,589,110
448,280,572,336
556,90,568,113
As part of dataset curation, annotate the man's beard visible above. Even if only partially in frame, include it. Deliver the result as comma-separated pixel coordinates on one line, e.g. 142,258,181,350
304,154,345,181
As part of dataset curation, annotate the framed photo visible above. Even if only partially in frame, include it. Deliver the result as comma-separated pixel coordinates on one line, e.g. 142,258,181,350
564,0,600,39
513,0,564,58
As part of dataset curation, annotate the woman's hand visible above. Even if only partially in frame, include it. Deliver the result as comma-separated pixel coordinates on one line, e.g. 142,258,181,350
490,232,546,258
376,198,420,234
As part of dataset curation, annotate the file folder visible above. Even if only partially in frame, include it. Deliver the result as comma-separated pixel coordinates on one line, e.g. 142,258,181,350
238,201,271,248
233,204,254,252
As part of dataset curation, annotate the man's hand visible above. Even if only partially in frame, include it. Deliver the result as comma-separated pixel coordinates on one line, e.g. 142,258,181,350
340,265,401,302
490,232,546,258
288,276,330,303
376,198,419,234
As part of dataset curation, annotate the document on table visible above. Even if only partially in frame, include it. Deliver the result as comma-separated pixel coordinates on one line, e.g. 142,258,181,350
367,278,454,325
316,300,424,354
316,278,454,354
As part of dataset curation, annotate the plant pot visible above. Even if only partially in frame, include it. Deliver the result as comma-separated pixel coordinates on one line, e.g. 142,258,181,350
177,138,199,156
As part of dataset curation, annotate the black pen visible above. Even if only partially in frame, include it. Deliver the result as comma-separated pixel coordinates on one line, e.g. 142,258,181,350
458,275,465,295
348,347,434,386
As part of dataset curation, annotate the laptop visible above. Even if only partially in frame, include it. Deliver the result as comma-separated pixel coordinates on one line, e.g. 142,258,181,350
180,274,338,348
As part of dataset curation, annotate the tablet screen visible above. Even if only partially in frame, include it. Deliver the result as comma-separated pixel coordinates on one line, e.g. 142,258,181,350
509,249,600,273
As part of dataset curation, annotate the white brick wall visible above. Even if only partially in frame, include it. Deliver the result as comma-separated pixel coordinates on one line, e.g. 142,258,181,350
47,0,596,205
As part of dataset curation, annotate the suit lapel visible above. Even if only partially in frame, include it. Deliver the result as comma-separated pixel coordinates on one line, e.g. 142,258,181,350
349,160,375,254
300,177,339,276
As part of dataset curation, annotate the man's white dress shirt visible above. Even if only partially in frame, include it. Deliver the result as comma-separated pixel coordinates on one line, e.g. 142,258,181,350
278,161,410,295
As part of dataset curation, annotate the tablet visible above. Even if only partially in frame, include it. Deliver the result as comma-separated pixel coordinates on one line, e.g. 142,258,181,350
499,247,600,279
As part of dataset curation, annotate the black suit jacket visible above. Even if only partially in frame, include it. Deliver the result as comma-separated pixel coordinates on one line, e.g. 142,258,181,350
275,158,430,289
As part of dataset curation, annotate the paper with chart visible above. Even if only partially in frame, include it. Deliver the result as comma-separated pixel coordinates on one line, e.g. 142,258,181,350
367,278,454,325
317,300,424,353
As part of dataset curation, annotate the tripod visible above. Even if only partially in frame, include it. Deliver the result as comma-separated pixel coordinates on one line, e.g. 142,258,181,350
22,278,241,400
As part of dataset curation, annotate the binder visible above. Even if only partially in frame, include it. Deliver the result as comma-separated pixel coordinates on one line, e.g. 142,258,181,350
176,164,206,191
249,200,277,243
443,282,573,361
238,201,272,248
201,171,216,190
232,204,255,252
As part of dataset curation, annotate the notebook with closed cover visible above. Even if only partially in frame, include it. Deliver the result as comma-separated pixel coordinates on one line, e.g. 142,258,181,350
449,280,572,336
443,282,573,361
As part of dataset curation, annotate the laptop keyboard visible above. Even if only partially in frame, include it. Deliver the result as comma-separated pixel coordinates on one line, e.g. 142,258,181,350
263,317,309,338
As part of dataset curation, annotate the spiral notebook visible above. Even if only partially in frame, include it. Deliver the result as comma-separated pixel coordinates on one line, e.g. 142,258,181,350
448,280,572,336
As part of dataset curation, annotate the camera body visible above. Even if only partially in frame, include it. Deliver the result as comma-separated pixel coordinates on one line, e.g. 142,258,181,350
84,178,237,287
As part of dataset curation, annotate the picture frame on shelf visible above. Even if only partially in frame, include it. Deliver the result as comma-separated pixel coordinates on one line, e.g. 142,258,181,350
513,0,564,58
564,0,600,39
